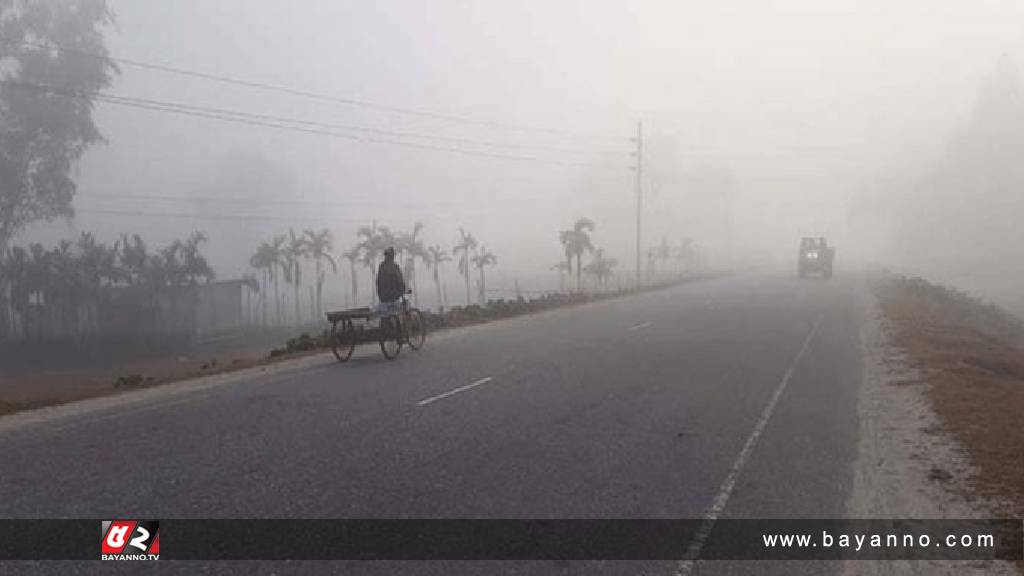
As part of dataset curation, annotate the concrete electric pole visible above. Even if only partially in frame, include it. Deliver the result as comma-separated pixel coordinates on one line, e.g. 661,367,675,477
633,120,644,288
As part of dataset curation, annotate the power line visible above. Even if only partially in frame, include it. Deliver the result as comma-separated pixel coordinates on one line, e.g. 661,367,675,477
77,191,475,210
2,79,627,169
90,90,628,156
75,207,363,224
4,37,630,142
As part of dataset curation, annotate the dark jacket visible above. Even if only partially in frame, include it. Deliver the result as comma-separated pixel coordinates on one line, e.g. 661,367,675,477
377,260,406,303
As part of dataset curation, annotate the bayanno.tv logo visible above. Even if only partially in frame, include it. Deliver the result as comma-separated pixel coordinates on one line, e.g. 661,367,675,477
101,520,160,561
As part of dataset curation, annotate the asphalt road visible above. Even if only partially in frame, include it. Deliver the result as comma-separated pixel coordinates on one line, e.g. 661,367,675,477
0,272,864,575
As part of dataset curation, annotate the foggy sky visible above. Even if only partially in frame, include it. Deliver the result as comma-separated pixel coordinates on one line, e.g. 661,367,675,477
22,0,1024,309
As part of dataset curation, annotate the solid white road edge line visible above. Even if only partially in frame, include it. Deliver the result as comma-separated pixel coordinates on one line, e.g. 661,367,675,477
416,377,495,407
674,314,824,576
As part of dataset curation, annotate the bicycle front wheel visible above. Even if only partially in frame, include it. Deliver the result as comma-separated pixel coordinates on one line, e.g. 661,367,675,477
405,309,427,350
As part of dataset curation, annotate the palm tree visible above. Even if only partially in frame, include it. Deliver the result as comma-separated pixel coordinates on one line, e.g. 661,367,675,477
452,227,478,306
267,235,287,325
471,246,496,305
250,241,277,326
303,228,337,318
425,245,450,312
584,248,618,291
559,217,595,293
551,261,571,292
181,232,214,286
357,223,394,305
283,228,309,325
342,247,360,308
396,222,426,304
241,273,260,325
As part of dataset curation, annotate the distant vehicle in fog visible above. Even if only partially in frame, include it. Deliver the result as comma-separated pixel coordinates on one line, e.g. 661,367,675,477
798,237,835,278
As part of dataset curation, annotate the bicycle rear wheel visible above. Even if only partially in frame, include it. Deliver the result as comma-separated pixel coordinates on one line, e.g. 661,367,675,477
405,309,427,350
379,316,402,359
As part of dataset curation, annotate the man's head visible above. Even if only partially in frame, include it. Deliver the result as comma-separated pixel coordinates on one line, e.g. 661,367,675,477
383,247,396,262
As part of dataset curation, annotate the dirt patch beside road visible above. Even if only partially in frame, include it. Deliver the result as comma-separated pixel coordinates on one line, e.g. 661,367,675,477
875,275,1024,521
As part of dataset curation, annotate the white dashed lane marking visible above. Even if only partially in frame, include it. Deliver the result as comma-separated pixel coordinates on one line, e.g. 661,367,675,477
416,377,495,407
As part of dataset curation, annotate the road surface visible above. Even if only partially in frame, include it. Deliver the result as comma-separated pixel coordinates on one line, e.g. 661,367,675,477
0,273,864,575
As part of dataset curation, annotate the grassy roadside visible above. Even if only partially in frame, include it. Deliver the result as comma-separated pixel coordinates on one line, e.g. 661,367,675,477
0,273,723,417
873,273,1024,518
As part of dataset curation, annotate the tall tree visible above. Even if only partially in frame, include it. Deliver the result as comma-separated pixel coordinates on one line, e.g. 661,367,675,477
396,222,426,304
267,235,287,325
425,245,450,312
0,0,118,337
250,241,277,326
240,273,259,325
303,228,336,318
559,218,595,293
471,246,496,305
356,223,393,305
342,247,360,308
0,0,117,251
452,227,477,306
282,228,307,325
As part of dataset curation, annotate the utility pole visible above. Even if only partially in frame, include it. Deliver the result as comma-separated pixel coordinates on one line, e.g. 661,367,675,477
633,120,644,288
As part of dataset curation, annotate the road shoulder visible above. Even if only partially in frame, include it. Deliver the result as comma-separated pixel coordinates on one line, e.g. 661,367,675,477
845,281,1017,575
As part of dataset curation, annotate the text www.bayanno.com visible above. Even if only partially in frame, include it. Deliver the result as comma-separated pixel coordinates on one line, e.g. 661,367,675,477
762,531,995,552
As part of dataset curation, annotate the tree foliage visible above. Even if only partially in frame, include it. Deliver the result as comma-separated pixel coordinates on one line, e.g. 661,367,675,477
0,0,118,249
2,230,213,322
559,217,595,292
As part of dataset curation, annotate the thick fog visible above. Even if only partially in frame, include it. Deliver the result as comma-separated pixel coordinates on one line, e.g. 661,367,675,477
20,0,1024,313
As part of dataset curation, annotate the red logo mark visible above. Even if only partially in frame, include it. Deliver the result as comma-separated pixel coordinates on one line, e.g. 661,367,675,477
101,520,160,559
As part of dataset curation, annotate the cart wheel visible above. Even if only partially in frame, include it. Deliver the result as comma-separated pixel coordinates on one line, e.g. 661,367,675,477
405,309,427,351
331,319,356,362
379,316,402,359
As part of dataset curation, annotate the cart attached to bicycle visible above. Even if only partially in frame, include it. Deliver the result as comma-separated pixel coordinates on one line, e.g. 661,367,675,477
325,294,426,361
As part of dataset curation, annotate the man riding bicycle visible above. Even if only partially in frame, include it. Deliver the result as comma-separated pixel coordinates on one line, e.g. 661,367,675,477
376,246,406,316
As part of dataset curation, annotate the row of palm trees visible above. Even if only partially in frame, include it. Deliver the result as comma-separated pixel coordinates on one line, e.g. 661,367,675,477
1,231,214,338
249,228,338,327
554,218,700,292
249,223,499,326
